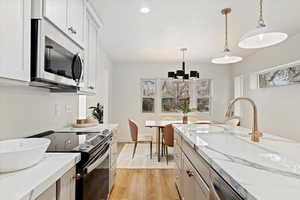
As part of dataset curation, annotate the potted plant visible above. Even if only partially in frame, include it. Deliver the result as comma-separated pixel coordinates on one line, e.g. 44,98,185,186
177,99,196,124
89,103,104,124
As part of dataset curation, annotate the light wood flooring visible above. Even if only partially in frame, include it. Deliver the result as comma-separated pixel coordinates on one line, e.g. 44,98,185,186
109,143,179,200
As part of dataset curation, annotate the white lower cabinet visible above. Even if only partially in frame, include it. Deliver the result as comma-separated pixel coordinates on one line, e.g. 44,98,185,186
182,154,210,200
36,183,56,200
109,129,118,192
57,167,76,200
175,130,210,200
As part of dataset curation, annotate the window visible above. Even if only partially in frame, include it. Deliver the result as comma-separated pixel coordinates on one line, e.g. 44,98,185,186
194,79,211,113
141,78,212,113
141,79,156,113
160,79,189,112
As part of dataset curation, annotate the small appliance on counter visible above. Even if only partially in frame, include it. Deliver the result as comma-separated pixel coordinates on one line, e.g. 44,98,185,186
29,129,112,200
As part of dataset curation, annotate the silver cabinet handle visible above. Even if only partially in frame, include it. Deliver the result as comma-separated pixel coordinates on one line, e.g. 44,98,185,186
88,86,94,90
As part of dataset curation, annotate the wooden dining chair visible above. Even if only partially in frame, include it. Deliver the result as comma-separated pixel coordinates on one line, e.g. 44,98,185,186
163,124,174,165
128,119,152,159
224,118,240,126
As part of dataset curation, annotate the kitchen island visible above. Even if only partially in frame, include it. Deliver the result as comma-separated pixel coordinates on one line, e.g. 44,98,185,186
173,124,300,200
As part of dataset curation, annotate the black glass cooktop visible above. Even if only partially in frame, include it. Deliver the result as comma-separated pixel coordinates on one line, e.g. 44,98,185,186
30,130,109,152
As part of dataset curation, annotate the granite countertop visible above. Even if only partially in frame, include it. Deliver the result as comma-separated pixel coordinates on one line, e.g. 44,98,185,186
55,123,119,133
173,124,300,200
0,153,81,200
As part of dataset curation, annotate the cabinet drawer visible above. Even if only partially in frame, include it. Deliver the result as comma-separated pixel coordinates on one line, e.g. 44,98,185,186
181,139,210,185
183,154,210,200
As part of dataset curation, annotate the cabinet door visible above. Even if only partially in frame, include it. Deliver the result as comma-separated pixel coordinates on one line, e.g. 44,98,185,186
36,183,56,200
0,0,30,82
85,13,98,91
67,0,85,44
44,0,68,31
57,167,76,200
182,154,210,200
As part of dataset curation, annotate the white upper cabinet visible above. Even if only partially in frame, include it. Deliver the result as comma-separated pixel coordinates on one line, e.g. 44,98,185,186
0,0,31,82
83,7,100,93
44,0,85,47
67,0,85,44
44,0,68,32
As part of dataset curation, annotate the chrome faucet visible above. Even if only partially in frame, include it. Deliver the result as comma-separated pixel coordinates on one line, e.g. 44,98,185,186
225,97,262,142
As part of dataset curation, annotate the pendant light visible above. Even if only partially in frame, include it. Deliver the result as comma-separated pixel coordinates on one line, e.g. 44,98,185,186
239,0,288,49
168,48,199,80
212,8,243,65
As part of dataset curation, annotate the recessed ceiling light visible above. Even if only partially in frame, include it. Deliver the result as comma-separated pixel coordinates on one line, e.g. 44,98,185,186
140,7,150,14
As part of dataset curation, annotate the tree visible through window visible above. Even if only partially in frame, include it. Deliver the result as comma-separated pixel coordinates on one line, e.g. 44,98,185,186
160,79,190,112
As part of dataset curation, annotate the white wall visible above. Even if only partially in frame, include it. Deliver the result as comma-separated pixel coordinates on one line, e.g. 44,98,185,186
232,33,300,141
111,63,233,142
0,85,78,140
0,49,113,141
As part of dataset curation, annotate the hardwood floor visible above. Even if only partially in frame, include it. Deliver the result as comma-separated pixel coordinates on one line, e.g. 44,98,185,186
109,143,179,200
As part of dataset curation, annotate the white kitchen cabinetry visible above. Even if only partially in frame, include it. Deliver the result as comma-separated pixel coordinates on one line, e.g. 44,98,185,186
109,129,118,192
44,0,85,47
84,9,100,93
57,167,76,200
44,0,68,31
0,0,31,82
36,183,57,200
182,154,210,200
68,0,85,44
174,130,210,200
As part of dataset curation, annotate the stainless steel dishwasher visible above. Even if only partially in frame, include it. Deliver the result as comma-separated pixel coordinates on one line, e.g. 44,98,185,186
210,169,244,200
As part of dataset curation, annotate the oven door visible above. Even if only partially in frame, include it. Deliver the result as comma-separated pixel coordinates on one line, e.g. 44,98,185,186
78,144,110,200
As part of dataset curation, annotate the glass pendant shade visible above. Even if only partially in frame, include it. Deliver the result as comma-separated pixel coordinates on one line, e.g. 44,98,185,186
239,26,288,49
212,50,243,64
168,72,176,79
212,8,242,65
239,0,288,49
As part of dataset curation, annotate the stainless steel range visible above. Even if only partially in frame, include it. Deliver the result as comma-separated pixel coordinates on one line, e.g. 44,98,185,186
30,129,112,200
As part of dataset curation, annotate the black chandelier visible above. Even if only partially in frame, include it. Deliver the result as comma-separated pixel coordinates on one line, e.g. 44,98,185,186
168,48,199,80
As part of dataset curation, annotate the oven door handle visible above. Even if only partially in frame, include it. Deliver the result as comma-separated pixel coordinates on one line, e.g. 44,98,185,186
85,150,109,175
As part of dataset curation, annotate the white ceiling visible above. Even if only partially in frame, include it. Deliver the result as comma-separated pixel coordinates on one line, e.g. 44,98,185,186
90,0,300,64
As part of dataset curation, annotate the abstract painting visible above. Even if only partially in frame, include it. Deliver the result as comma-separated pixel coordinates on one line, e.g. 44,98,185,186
259,63,300,88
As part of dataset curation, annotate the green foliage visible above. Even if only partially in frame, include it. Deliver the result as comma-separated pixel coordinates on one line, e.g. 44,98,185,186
89,103,104,123
177,99,197,114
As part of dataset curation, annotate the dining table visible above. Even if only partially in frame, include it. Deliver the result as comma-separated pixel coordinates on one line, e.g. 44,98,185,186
144,120,212,162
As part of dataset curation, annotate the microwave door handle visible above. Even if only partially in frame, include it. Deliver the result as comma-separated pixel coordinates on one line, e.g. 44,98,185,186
85,150,109,174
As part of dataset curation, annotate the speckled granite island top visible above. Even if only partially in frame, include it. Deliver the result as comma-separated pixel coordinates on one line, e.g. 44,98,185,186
173,124,300,200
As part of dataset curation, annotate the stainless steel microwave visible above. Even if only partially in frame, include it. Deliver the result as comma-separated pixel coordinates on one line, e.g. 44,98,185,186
30,19,84,89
